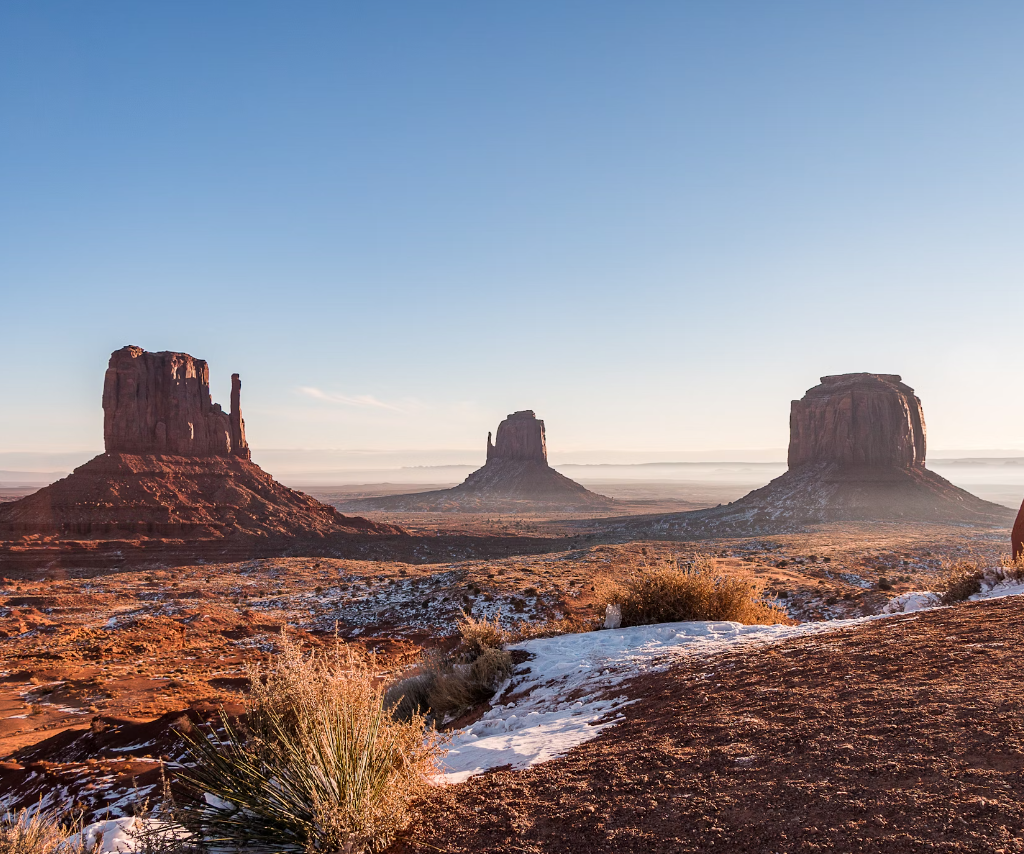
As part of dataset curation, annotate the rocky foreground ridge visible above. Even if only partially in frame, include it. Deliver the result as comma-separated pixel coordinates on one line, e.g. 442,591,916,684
341,411,617,512
614,373,1012,538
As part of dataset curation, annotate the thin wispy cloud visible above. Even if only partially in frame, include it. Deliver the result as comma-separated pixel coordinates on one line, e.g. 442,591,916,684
298,387,404,412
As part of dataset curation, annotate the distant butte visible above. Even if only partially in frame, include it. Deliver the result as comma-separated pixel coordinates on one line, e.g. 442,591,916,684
341,410,617,513
619,372,1012,537
0,346,402,567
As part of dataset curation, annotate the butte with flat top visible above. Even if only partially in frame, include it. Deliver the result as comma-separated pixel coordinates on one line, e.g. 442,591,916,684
0,346,402,567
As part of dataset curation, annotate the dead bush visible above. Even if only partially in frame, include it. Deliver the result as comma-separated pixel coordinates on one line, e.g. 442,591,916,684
387,616,515,724
999,554,1024,582
611,554,789,627
940,560,985,605
456,612,506,657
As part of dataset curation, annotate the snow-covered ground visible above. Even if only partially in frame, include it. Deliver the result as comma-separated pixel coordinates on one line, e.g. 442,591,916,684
883,575,1024,615
441,616,870,783
443,576,1024,783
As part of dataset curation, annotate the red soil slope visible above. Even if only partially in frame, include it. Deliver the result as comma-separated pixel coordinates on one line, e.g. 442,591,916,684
394,596,1024,854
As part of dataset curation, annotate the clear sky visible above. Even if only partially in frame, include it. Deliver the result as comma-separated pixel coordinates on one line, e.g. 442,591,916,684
2,1,1023,463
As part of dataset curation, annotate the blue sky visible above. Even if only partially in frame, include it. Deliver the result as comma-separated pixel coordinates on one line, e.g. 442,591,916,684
2,2,1023,461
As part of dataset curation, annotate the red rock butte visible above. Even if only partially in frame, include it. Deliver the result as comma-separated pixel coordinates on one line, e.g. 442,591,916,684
341,410,616,512
0,346,402,566
621,372,1011,537
788,373,926,469
103,346,250,459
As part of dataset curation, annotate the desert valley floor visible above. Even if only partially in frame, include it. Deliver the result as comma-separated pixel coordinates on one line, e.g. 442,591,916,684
2,474,1022,852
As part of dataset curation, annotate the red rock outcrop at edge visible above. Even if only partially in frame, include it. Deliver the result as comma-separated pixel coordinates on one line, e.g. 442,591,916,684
788,373,926,469
1012,502,1024,559
103,346,249,459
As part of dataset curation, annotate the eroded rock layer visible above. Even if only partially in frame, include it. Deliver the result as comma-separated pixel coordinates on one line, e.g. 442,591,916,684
103,346,249,459
789,374,926,469
486,411,548,464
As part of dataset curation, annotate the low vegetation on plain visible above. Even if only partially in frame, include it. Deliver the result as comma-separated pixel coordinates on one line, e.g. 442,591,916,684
178,634,445,854
607,554,791,627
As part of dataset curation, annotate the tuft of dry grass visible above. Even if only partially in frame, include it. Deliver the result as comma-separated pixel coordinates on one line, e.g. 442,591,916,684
938,555,1024,607
609,554,790,627
0,808,89,854
940,560,985,605
506,614,601,642
178,633,445,854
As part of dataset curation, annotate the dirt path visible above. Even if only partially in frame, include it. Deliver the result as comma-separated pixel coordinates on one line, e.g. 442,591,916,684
392,596,1024,853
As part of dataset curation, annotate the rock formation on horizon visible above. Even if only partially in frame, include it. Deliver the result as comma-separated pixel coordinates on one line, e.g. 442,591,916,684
0,346,400,566
103,346,250,459
340,410,616,512
788,374,926,470
618,372,1011,537
486,410,548,464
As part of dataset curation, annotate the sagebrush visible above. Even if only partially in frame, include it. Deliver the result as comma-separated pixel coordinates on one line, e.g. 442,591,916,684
610,554,789,627
178,634,445,854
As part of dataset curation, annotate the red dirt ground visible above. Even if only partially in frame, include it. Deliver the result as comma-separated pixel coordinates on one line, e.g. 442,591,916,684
392,595,1024,854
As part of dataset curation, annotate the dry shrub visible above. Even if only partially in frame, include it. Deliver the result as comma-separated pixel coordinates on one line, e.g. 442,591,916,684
999,554,1024,582
612,554,789,627
455,612,506,657
178,633,445,854
940,560,985,605
387,615,515,723
0,809,88,854
506,614,601,642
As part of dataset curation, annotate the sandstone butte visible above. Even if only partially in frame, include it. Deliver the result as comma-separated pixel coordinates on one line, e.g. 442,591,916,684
342,410,616,512
621,373,1012,537
0,346,402,566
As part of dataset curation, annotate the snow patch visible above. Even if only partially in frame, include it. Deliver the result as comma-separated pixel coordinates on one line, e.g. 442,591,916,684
441,616,869,783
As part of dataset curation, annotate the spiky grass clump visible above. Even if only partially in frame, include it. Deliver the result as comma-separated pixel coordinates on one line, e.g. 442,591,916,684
178,635,445,854
614,554,790,627
0,809,88,854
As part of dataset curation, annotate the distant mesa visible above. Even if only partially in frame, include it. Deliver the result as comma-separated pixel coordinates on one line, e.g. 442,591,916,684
620,372,1012,536
788,374,926,470
341,410,617,512
0,346,401,566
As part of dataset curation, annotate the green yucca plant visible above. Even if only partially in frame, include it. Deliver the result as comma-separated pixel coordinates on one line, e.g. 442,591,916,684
177,636,445,854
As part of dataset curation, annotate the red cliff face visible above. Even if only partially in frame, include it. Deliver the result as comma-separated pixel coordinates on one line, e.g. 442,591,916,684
102,346,250,459
486,411,548,464
788,373,926,469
